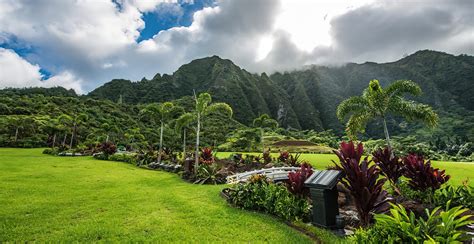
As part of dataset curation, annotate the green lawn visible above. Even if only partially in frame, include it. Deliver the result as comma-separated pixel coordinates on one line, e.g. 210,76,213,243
217,152,474,186
0,148,316,242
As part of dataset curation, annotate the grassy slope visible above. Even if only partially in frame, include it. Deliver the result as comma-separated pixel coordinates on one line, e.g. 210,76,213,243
217,152,474,186
0,148,313,242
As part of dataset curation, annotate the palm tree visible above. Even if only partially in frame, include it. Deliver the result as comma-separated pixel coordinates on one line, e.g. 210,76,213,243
337,79,438,149
253,114,278,154
140,102,175,163
193,92,232,173
58,113,88,149
58,114,71,147
175,112,195,161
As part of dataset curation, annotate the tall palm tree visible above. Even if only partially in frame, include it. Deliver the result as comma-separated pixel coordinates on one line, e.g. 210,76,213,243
193,92,232,173
175,112,195,161
337,79,438,149
253,114,278,154
69,113,88,148
140,102,175,163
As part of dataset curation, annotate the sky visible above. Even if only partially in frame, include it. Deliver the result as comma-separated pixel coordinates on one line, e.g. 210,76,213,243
0,0,473,94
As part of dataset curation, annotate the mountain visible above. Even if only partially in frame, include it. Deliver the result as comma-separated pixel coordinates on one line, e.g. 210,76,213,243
89,50,474,141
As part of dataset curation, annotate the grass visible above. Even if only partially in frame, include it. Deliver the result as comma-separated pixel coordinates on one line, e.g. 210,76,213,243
0,148,341,242
216,152,474,186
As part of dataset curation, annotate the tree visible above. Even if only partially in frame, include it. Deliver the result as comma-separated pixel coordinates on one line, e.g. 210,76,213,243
193,92,232,173
337,79,438,149
175,112,195,161
253,114,278,154
58,113,88,148
140,102,175,163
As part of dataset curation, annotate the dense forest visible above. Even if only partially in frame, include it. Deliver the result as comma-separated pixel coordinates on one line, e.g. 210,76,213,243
89,50,474,143
0,50,473,160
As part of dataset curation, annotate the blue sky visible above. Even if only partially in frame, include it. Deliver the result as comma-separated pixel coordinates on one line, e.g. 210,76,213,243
0,0,472,93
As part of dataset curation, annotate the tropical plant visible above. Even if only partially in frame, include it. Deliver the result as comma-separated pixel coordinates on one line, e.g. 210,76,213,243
434,183,474,209
199,147,214,165
337,79,438,149
58,113,88,148
96,141,117,157
175,112,195,160
193,92,232,173
278,151,290,163
195,164,222,184
253,114,278,154
332,141,390,226
287,163,313,197
140,102,175,163
402,153,450,192
372,147,404,194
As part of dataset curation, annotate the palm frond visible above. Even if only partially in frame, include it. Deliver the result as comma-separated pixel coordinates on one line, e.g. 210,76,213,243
388,98,438,127
385,80,422,98
336,96,370,121
175,112,196,132
345,111,373,139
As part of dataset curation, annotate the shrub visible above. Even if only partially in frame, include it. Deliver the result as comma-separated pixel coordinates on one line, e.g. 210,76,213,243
372,147,404,186
278,151,289,163
287,163,313,197
287,152,303,167
96,142,117,158
199,147,214,165
108,153,136,164
434,183,474,209
332,141,390,226
262,150,272,164
227,176,310,221
402,154,450,192
135,149,159,166
351,203,474,243
195,164,223,184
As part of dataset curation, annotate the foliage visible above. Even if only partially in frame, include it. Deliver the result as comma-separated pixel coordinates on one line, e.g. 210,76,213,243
332,141,391,226
337,79,438,147
434,183,474,209
194,164,223,184
402,153,450,192
199,147,214,165
278,151,290,163
108,153,136,164
351,203,474,243
134,149,159,166
227,176,311,221
371,147,404,186
96,142,117,157
287,163,313,197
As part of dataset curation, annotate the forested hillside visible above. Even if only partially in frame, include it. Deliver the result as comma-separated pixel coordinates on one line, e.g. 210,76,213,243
89,50,474,142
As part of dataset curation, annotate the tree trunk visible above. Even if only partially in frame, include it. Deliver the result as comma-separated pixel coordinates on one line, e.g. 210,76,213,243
62,133,67,146
382,118,391,150
69,123,76,149
261,128,265,154
194,113,201,174
183,129,187,161
106,134,109,143
158,121,164,163
52,133,56,148
14,127,18,142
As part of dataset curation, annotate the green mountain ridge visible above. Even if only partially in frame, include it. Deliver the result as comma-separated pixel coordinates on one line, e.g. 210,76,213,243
88,50,474,141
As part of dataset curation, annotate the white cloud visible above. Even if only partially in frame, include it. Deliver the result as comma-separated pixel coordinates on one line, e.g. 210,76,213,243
0,48,84,93
0,0,472,92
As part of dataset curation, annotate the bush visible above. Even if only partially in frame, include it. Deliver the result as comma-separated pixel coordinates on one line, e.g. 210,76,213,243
287,163,313,197
402,154,450,192
227,175,310,221
351,203,474,243
372,147,404,186
434,183,474,209
194,164,223,184
332,141,391,226
108,153,136,164
199,147,214,165
96,142,117,158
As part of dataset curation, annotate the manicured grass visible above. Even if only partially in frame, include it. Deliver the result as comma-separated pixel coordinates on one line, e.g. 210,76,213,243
0,148,315,242
216,152,474,186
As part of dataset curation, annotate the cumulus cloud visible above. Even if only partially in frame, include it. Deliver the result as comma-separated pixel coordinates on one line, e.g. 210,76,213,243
0,48,83,93
0,0,472,92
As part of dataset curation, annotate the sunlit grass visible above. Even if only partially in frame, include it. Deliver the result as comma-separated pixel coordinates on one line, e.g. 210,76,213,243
0,148,313,242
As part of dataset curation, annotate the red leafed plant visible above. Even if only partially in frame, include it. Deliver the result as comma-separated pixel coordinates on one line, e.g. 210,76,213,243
97,141,117,156
332,141,390,227
287,163,314,197
372,147,404,190
199,147,214,165
278,151,290,163
402,153,450,192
